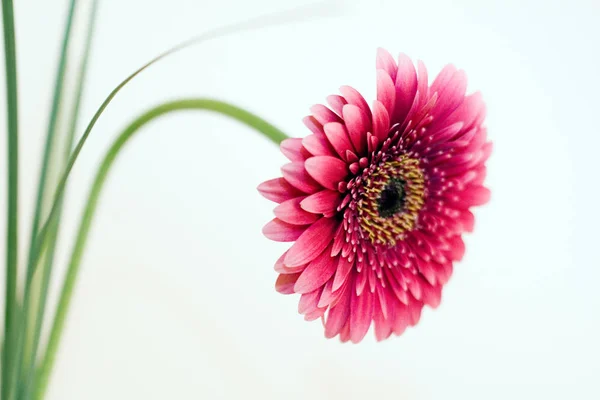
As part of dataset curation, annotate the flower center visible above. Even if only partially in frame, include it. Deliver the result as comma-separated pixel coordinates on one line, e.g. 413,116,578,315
377,178,406,218
357,156,426,247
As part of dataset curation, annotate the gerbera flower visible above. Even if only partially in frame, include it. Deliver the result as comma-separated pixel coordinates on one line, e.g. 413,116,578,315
258,48,491,343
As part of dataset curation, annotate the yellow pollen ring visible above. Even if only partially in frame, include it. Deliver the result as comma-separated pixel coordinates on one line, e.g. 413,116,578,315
357,156,426,246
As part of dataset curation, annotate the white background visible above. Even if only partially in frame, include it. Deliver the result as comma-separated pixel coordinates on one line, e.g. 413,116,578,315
1,0,599,399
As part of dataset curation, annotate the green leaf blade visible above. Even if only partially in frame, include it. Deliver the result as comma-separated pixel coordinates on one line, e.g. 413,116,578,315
2,0,20,398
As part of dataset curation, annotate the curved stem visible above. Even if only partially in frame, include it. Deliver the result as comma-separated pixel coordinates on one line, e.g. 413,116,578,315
2,0,19,398
34,98,288,399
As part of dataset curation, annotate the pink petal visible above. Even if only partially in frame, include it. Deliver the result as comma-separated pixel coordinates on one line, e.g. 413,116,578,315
350,288,373,343
326,94,347,116
321,277,349,309
355,268,368,295
310,104,341,125
341,241,353,259
452,124,478,144
415,257,437,285
412,91,438,129
303,116,325,136
376,48,398,82
275,273,301,294
444,91,486,132
416,60,429,100
458,131,489,162
432,121,465,144
304,307,326,321
262,218,306,242
332,256,354,291
373,295,393,341
300,190,341,217
376,285,391,320
481,141,493,164
323,122,355,160
431,70,468,122
325,278,352,338
317,278,335,308
284,217,339,267
437,261,453,285
330,223,345,257
281,162,321,194
367,267,377,293
383,268,409,305
393,53,418,124
298,287,322,314
377,69,396,119
339,320,351,342
430,64,457,95
452,186,491,207
305,156,348,191
367,132,379,155
280,138,310,161
408,279,422,301
390,297,409,335
471,100,487,130
274,197,319,225
294,246,338,294
302,134,335,157
448,235,465,261
257,178,302,203
441,162,476,180
342,104,369,155
339,86,372,119
420,279,442,308
274,251,306,274
458,210,475,232
345,150,359,163
372,100,390,144
405,60,429,123
390,300,410,335
407,298,424,326
374,315,393,341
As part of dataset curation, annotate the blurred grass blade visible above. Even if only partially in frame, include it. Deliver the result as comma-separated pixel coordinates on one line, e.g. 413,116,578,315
2,0,20,398
19,1,100,398
15,0,79,397
35,98,288,399
24,0,78,291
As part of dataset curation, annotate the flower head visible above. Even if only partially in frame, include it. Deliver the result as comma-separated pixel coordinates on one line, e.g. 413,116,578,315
258,49,491,343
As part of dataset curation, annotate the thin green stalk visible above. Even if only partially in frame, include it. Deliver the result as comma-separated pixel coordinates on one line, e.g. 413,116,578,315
19,3,99,399
62,0,99,156
34,98,287,399
25,0,77,285
16,1,78,397
2,0,20,399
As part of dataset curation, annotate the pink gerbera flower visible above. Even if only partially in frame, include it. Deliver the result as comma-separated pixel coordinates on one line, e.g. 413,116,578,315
258,49,491,343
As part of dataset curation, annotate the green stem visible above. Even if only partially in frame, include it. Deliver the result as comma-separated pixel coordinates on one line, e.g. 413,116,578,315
26,0,77,267
23,0,77,294
16,1,78,398
2,0,19,399
19,2,99,398
34,99,287,399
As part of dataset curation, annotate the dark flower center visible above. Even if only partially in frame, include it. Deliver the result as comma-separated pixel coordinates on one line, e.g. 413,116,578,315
354,156,425,246
378,178,406,218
